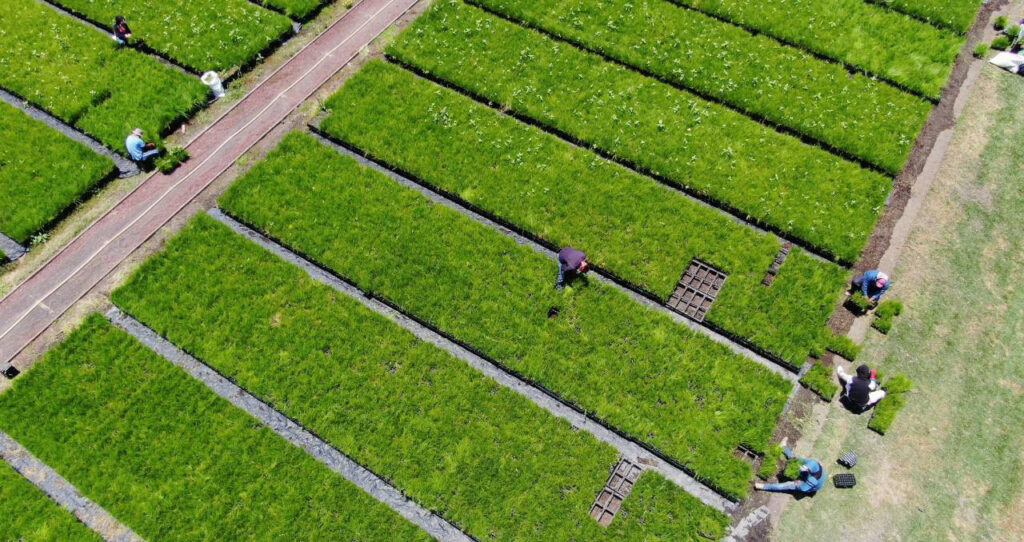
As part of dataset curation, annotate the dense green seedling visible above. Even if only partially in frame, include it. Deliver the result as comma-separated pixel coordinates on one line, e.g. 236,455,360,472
0,315,428,541
0,0,208,150
257,0,326,20
0,102,115,243
757,445,785,480
50,0,293,72
872,300,904,333
872,0,982,33
323,62,846,365
0,460,98,542
388,1,890,262
220,133,794,498
663,0,963,93
867,373,912,434
113,214,730,540
823,331,862,361
800,363,839,401
468,0,932,173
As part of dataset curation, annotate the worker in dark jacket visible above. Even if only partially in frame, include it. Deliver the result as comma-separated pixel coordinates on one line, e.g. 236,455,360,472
838,364,885,410
755,447,826,495
851,269,891,302
556,247,588,288
112,15,132,46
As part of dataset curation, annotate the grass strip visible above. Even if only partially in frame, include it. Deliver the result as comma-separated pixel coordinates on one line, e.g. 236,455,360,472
0,0,209,150
0,459,99,542
257,0,327,20
49,0,293,72
664,0,963,94
113,213,731,540
467,0,932,174
871,0,982,33
220,132,794,498
387,1,890,263
868,374,913,434
0,101,116,244
0,314,429,541
322,61,847,366
800,363,840,401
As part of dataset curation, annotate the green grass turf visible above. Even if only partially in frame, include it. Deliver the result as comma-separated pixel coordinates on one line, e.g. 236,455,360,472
388,1,890,263
220,132,793,498
0,459,99,541
113,213,731,540
0,101,116,243
467,0,933,174
0,314,429,541
322,60,849,367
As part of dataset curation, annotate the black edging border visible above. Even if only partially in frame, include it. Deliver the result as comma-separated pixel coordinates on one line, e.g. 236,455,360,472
385,54,856,267
462,0,912,179
215,207,748,504
106,307,479,542
309,123,805,375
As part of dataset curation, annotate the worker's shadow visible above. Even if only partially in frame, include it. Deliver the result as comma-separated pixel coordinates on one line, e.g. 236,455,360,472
839,395,875,416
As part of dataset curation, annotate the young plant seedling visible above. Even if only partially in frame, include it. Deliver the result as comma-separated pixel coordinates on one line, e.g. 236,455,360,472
872,300,903,334
800,363,839,401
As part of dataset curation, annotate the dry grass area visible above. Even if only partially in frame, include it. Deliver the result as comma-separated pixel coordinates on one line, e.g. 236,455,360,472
776,67,1024,541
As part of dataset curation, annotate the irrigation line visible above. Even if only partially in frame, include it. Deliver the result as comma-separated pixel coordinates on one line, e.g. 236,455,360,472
309,129,800,382
0,233,28,263
0,0,402,349
0,88,137,176
386,55,841,267
208,208,740,513
0,431,143,542
106,308,473,542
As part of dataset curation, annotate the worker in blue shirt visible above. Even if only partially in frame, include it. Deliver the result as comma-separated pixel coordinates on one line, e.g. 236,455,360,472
125,128,160,163
755,447,825,495
852,269,891,302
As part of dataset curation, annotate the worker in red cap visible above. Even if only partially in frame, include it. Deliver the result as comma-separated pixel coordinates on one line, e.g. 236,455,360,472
851,269,890,303
556,246,589,289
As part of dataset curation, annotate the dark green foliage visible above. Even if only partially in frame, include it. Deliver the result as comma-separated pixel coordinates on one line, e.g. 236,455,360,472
992,35,1012,50
995,15,1009,30
1008,25,1021,40
0,0,209,151
781,458,803,481
0,314,428,540
468,0,933,173
220,132,794,498
868,374,914,434
155,147,189,174
824,331,862,361
322,60,848,367
757,445,785,480
113,214,729,540
388,1,890,262
0,460,98,541
974,42,990,58
872,300,904,334
0,101,115,243
800,363,840,401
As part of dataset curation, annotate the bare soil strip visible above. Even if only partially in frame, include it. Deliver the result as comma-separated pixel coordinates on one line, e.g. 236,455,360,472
0,430,142,542
106,307,472,542
0,88,137,176
309,131,799,382
208,208,739,514
0,233,27,262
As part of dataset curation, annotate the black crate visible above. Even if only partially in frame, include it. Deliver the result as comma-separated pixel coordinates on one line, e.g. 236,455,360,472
837,451,858,468
833,473,856,488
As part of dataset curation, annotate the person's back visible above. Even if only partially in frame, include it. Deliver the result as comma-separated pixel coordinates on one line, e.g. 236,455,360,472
125,133,145,161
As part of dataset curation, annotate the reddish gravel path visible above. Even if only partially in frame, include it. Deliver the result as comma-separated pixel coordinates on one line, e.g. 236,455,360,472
0,0,418,366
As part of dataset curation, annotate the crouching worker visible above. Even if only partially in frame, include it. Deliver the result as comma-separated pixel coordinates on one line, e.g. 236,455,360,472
125,128,160,165
556,246,589,289
755,448,825,495
112,15,132,46
838,363,885,411
852,269,891,303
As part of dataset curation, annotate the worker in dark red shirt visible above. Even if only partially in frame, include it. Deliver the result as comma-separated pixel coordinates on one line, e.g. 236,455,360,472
556,247,589,288
112,15,132,46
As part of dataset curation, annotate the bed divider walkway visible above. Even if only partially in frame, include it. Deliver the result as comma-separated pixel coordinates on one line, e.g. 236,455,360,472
0,0,420,368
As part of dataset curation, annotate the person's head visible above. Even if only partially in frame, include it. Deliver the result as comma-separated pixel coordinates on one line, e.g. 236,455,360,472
578,259,589,273
131,128,143,137
856,364,871,379
116,15,125,24
876,272,889,289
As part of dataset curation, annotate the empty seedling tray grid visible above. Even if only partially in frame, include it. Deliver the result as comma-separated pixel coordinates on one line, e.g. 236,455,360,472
590,458,642,526
666,260,728,322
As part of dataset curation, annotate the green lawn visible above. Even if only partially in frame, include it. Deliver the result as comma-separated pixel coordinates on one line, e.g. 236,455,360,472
777,69,1024,540
0,459,98,541
113,213,730,541
0,314,429,541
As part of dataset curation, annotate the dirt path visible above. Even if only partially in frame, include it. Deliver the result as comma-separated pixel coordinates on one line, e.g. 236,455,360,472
0,0,419,368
